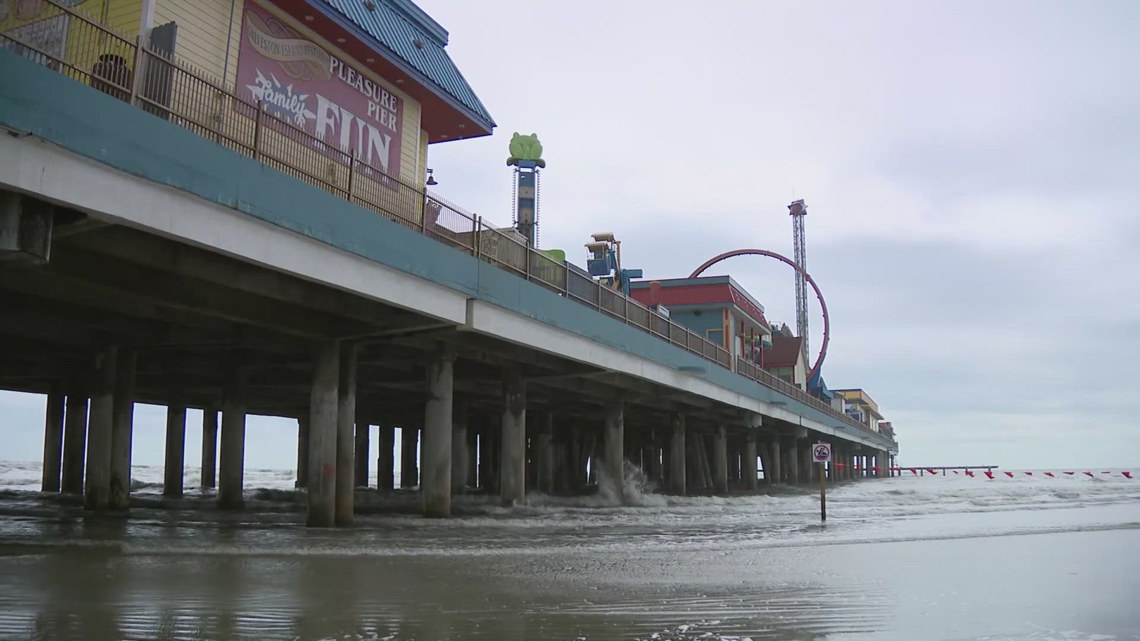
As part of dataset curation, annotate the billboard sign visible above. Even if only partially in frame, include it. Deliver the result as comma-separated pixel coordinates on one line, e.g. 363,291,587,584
234,1,403,180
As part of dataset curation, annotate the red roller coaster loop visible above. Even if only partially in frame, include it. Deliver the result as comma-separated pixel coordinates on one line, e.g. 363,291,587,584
689,249,830,383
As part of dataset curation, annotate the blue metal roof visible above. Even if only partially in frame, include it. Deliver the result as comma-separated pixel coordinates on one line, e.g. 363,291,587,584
311,0,496,130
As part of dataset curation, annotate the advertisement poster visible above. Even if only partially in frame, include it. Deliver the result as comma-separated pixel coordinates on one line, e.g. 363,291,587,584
0,0,89,69
2,14,66,67
234,1,404,180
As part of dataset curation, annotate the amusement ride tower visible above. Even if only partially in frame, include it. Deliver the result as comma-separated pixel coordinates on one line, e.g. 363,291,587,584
506,133,546,246
789,199,809,354
784,197,811,351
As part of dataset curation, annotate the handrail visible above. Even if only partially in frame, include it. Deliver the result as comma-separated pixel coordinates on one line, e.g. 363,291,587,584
2,2,893,444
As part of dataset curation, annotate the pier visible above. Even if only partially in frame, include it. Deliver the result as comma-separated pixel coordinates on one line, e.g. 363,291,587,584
899,466,1000,476
0,1,897,526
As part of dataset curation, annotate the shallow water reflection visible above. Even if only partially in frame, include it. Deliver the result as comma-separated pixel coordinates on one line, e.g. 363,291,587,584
2,540,886,641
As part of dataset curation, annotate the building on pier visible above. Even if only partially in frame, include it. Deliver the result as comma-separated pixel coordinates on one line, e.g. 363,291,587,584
629,276,773,363
758,334,808,391
835,389,887,433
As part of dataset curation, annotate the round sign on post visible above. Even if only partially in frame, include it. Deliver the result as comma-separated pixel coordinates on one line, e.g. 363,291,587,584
813,442,832,464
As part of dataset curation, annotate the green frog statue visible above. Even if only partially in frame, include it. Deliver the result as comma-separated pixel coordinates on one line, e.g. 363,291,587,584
506,132,546,168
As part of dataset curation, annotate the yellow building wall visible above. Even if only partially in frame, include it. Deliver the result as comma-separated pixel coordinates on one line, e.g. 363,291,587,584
104,0,142,36
153,0,242,84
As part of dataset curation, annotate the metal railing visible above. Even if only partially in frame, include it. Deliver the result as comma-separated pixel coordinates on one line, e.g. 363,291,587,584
735,358,878,435
2,1,888,442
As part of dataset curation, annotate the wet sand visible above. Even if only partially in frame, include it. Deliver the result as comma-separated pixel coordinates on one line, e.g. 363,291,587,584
1,526,1137,640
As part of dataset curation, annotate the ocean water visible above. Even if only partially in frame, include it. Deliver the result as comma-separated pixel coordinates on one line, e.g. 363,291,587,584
0,461,1137,641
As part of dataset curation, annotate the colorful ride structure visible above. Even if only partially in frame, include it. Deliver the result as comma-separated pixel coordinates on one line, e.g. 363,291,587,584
585,232,642,297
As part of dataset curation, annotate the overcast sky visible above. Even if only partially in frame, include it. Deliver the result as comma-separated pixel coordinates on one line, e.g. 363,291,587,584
3,0,1138,472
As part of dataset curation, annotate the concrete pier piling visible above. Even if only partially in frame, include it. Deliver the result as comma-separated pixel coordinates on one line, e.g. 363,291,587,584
163,399,186,498
450,398,468,496
40,382,64,493
422,347,454,518
307,341,339,528
377,424,395,490
109,348,136,511
769,439,782,485
603,401,624,502
786,438,800,485
84,346,117,511
535,413,554,494
61,388,88,495
354,422,369,488
200,408,218,489
465,423,478,489
689,431,711,494
669,413,686,495
218,367,247,511
296,416,310,489
500,368,526,507
744,432,758,490
712,425,728,496
400,427,419,489
335,342,358,526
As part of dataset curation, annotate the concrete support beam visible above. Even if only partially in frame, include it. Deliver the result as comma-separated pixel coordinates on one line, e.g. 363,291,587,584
200,407,218,489
163,399,186,498
603,400,624,502
744,432,758,490
307,341,339,528
688,432,711,494
354,422,369,488
40,382,65,493
377,424,395,490
422,347,455,518
465,424,478,489
84,346,117,511
786,438,800,485
769,439,782,484
295,416,310,489
61,388,88,495
0,191,52,263
669,413,686,495
483,419,501,493
712,424,728,496
499,368,527,507
218,366,247,510
400,427,419,489
535,412,554,494
109,348,136,511
802,444,814,482
335,342,357,526
450,397,468,496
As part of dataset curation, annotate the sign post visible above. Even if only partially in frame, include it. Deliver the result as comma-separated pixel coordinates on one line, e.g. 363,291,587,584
812,442,832,521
